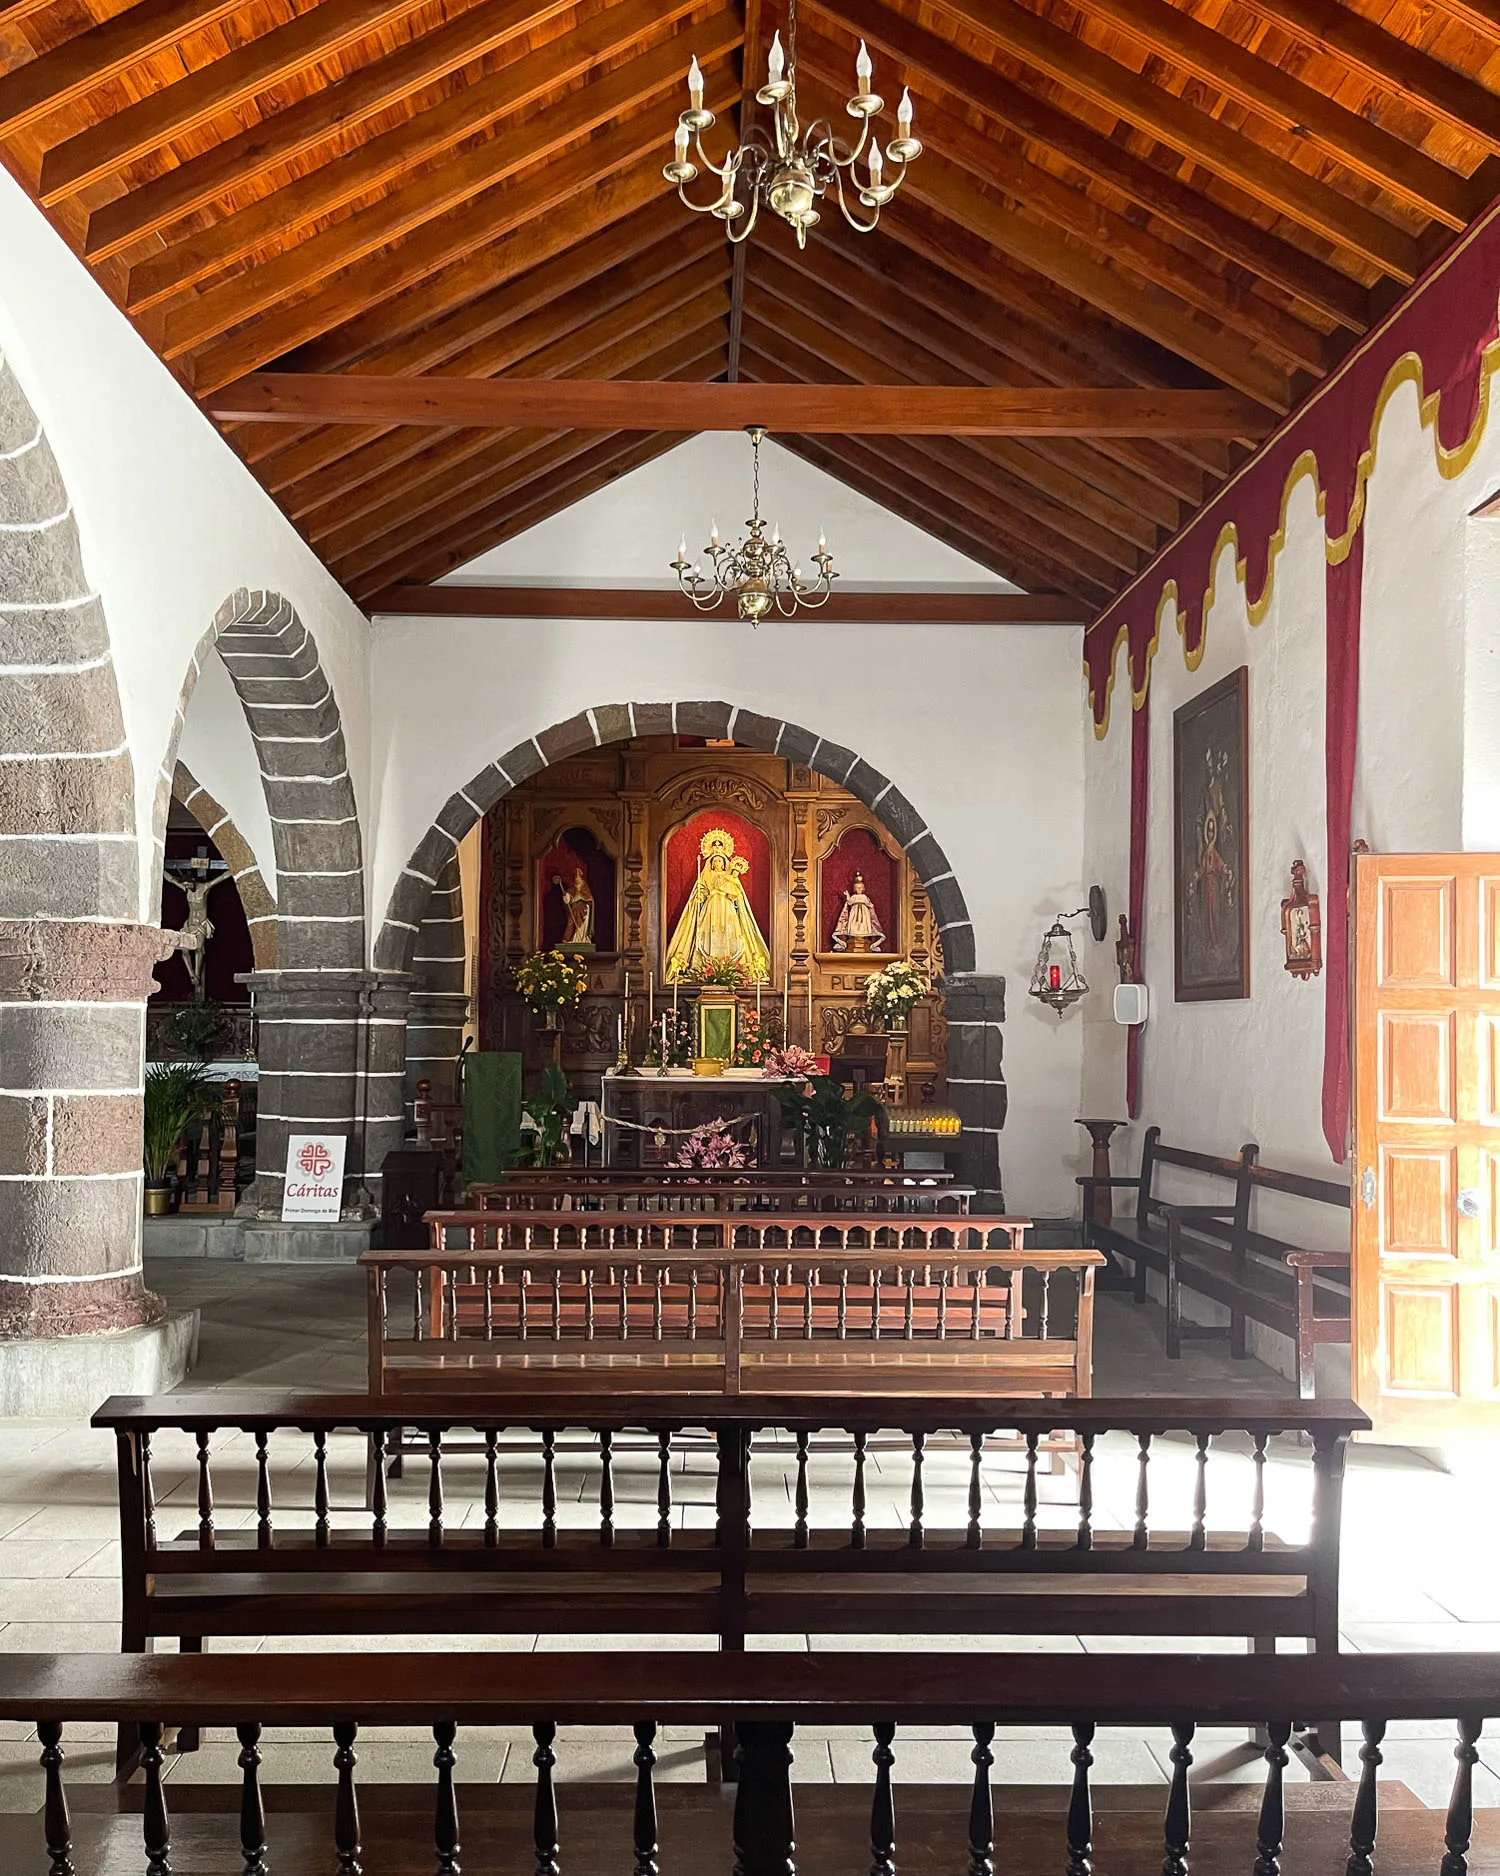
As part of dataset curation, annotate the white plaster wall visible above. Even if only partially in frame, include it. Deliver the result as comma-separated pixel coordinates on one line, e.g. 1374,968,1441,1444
174,648,278,893
0,172,371,920
373,438,1088,1215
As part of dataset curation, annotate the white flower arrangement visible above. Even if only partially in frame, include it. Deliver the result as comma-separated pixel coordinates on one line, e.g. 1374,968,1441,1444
864,959,930,1025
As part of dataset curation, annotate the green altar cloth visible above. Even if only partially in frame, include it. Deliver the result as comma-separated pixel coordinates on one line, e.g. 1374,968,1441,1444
461,1050,522,1186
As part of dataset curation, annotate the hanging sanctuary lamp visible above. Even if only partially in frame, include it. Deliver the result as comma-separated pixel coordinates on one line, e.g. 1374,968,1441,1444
662,0,922,247
1029,888,1108,1017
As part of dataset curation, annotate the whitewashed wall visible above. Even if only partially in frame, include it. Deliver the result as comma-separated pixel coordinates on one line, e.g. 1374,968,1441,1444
174,648,278,893
370,436,1090,1215
0,173,370,918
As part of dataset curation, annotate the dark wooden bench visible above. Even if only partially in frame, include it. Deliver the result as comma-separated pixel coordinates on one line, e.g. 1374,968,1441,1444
466,1175,976,1213
95,1392,1365,1774
1079,1128,1351,1396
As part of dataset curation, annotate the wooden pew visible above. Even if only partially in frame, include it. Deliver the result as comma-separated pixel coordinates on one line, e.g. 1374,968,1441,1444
466,1173,976,1213
364,1212,1071,1399
1079,1129,1351,1396
95,1390,1365,1774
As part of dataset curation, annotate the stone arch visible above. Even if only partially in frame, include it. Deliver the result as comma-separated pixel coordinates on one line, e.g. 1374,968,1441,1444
170,761,277,970
153,591,374,1216
375,702,1005,1203
0,349,175,1341
375,701,975,975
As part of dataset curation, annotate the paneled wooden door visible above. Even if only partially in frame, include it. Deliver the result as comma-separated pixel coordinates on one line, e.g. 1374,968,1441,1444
1354,853,1500,1439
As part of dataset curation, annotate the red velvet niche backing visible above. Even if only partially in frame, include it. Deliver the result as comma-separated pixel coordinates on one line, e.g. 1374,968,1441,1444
819,828,897,953
663,809,772,964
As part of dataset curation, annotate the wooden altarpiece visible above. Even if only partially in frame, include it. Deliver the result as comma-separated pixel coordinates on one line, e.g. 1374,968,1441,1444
479,738,945,1102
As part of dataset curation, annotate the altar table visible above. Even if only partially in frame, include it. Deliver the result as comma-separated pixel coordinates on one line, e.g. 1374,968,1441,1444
602,1072,788,1168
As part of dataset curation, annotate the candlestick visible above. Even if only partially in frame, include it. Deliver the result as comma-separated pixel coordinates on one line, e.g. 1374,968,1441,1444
648,971,654,1024
807,978,814,1050
756,979,762,1018
673,977,679,1018
782,973,789,1039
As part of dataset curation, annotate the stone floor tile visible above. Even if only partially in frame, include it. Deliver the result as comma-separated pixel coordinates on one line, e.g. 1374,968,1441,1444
0,1738,121,1810
0,1577,118,1622
1142,1728,1312,1785
0,1621,120,1651
0,1537,111,1579
1340,1622,1500,1653
1,1505,124,1539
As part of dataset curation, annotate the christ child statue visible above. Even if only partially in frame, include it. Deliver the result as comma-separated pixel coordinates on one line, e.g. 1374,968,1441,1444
832,872,886,953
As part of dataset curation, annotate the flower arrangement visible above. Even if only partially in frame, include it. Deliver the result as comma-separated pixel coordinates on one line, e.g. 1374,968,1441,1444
514,948,589,1013
673,1119,751,1169
684,957,751,988
864,959,930,1027
732,1008,781,1069
646,1010,695,1069
760,1043,820,1087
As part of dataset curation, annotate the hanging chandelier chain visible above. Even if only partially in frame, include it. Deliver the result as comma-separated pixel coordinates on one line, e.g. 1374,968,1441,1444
787,0,798,83
751,431,762,523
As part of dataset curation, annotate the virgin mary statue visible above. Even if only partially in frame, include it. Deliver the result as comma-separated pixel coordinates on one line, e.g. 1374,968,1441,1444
664,827,771,983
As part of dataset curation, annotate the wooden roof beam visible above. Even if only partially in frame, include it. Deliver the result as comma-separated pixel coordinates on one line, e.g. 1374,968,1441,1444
40,0,454,203
794,27,1330,376
739,311,1139,586
1239,0,1500,160
925,0,1422,282
299,276,733,551
126,0,712,313
0,0,242,136
184,93,732,392
367,585,1089,623
150,19,739,350
726,0,763,383
80,0,580,260
1061,0,1471,228
766,234,1183,532
205,376,1276,436
809,0,1369,332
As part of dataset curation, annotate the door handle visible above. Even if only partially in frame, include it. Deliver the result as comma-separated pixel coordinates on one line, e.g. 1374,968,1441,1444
1458,1188,1482,1220
1360,1168,1376,1210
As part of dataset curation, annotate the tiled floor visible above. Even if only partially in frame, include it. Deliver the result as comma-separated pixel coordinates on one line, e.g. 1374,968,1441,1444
0,1258,1495,1808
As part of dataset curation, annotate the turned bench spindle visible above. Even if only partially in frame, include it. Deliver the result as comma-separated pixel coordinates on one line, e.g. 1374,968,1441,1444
541,1431,557,1549
433,1721,460,1876
38,1721,72,1876
236,1721,265,1876
427,1430,444,1546
1022,1431,1039,1550
141,1720,171,1876
1162,1721,1194,1876
1076,1433,1095,1551
1190,1433,1210,1552
633,1721,659,1876
1067,1721,1095,1876
967,1431,984,1550
869,1722,896,1876
851,1430,868,1550
600,1430,615,1547
1133,1433,1151,1550
313,1431,330,1549
794,1432,810,1550
967,1721,995,1876
532,1721,560,1876
1347,1720,1386,1876
909,1431,926,1548
1249,1432,1268,1553
333,1721,362,1876
255,1428,272,1549
1254,1720,1291,1876
656,1432,672,1548
1442,1718,1484,1876
484,1428,500,1548
195,1430,215,1551
140,1430,158,1552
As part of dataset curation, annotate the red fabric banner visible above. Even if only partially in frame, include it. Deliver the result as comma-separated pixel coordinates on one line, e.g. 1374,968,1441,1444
1322,532,1364,1163
1127,691,1150,1121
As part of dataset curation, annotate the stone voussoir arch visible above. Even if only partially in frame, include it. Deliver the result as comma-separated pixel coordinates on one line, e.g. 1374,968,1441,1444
375,700,976,978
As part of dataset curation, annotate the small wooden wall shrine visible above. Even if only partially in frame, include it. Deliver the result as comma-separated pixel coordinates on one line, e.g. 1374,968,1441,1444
478,736,946,1100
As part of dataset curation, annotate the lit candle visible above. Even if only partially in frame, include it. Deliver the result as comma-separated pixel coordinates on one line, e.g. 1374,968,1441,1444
756,978,762,1017
766,30,784,85
687,56,704,109
868,139,883,188
674,122,690,163
856,39,872,95
648,971,654,1023
783,973,789,1037
808,977,814,1048
897,87,914,137
617,1011,624,1052
674,976,679,1018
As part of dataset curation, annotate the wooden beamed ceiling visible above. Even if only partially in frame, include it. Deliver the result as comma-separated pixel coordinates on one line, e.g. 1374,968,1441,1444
3,0,1500,612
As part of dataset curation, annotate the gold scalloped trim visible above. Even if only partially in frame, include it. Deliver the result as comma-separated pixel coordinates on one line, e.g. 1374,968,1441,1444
1090,333,1500,741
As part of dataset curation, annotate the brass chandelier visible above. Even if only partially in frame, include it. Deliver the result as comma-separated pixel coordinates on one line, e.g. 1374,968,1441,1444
662,0,922,248
670,427,837,620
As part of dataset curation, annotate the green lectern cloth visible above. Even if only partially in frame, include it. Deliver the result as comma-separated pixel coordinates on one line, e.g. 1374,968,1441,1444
462,1050,522,1186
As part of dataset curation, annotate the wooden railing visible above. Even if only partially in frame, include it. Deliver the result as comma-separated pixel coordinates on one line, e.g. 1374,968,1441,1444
94,1395,1361,1665
364,1216,1084,1397
4,1648,1495,1875
466,1175,979,1213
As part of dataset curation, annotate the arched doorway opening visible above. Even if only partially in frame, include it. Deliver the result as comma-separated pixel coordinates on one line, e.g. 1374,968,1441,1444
376,703,1005,1202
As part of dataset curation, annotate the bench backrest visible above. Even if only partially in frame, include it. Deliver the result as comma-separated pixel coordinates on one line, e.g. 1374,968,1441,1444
467,1181,974,1214
1136,1126,1256,1231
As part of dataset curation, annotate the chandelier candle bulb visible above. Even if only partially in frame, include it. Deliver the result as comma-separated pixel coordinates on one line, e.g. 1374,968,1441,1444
767,32,784,86
867,140,883,188
674,123,690,162
687,56,704,110
856,40,872,94
898,89,913,134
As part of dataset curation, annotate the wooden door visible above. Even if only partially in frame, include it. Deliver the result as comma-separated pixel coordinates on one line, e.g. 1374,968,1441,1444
1354,853,1500,1439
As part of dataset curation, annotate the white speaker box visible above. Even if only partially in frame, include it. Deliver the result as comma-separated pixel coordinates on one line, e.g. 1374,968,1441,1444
1113,982,1149,1027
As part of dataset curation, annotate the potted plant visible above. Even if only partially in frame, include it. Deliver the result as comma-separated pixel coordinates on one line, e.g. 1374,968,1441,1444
864,959,930,1033
519,1060,575,1167
142,1062,213,1215
514,949,589,1031
673,1119,751,1169
774,1074,884,1169
157,1000,226,1061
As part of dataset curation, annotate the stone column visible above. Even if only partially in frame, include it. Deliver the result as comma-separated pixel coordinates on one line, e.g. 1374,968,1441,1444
0,921,176,1335
240,969,367,1218
403,856,468,1125
943,975,1008,1210
361,974,413,1196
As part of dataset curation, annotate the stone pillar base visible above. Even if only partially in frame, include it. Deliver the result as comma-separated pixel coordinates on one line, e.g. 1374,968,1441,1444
942,973,1008,1210
0,1307,198,1417
146,1216,373,1263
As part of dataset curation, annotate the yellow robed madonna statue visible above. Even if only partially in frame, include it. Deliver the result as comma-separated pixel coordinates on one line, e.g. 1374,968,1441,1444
664,827,771,983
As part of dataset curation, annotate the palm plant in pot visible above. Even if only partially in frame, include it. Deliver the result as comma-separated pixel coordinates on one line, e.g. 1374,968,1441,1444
142,1062,213,1215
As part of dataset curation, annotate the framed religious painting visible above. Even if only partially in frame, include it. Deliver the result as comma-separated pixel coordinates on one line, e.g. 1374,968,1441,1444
1173,666,1250,1002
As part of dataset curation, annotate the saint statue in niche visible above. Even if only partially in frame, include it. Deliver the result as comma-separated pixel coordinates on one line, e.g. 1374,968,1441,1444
552,865,596,952
664,827,771,982
832,871,886,952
